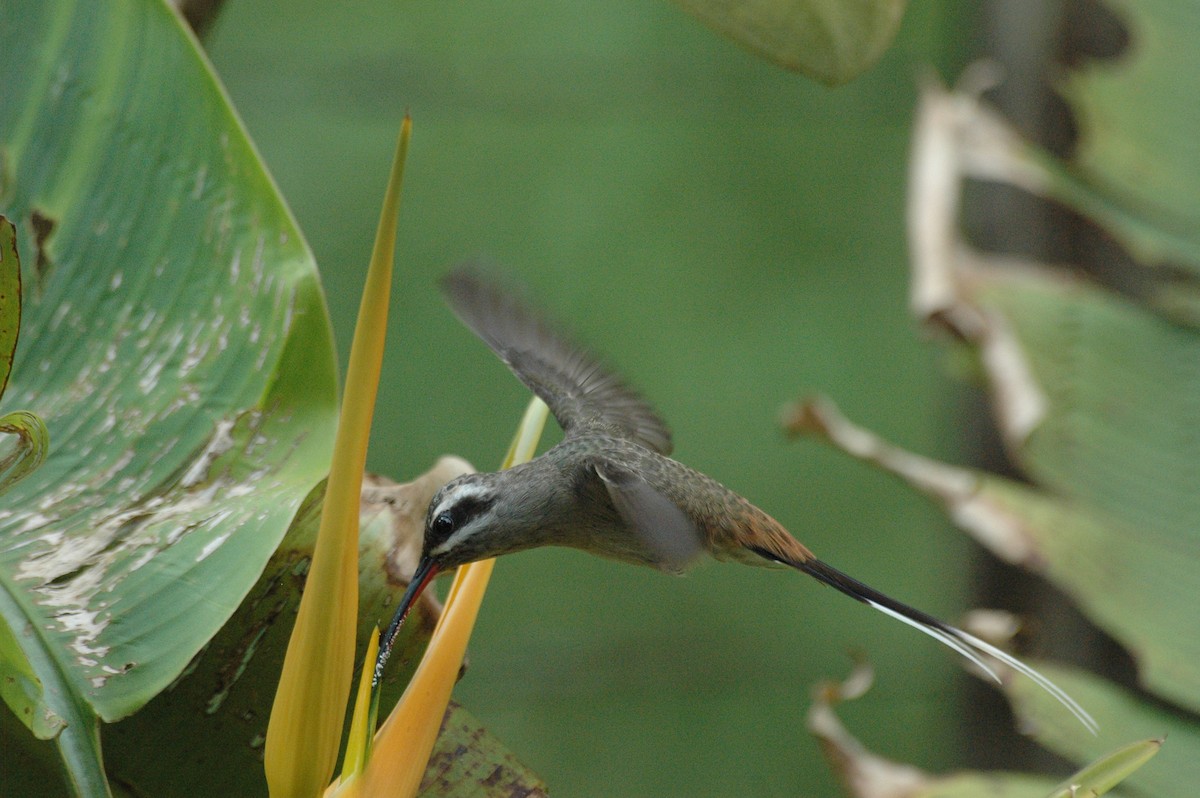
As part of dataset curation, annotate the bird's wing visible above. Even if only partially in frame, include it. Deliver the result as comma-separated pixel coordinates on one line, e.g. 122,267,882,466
441,265,673,455
593,460,705,573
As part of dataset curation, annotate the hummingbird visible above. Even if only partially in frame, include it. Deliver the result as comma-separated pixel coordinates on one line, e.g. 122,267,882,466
374,266,1096,733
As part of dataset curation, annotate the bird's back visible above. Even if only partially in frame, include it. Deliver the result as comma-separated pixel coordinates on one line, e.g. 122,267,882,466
579,436,816,569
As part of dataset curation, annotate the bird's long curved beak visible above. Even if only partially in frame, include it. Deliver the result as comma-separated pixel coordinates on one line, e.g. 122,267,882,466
373,556,440,687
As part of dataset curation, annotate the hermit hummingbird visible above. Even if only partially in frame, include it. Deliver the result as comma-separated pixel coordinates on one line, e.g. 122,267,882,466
374,266,1096,733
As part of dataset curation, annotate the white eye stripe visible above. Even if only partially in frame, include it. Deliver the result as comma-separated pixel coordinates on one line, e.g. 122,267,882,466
427,481,497,557
430,482,492,520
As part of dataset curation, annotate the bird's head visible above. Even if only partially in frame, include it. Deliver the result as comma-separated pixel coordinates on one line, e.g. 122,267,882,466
373,472,505,686
422,473,507,569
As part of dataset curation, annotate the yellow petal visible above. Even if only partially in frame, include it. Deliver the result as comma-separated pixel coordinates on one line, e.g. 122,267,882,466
265,116,411,798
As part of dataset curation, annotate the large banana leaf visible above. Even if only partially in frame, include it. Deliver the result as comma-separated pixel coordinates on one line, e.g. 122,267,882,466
0,0,338,791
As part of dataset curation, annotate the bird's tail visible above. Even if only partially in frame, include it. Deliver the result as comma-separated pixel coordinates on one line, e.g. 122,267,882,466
753,546,1098,734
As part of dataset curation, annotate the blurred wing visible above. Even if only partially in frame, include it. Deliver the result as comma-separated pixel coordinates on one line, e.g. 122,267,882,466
441,265,673,455
594,460,704,573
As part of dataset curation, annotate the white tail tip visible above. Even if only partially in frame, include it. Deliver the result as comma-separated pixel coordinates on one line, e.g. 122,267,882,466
866,599,1099,735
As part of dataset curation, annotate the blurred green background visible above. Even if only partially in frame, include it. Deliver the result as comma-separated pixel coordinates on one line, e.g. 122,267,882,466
207,2,976,795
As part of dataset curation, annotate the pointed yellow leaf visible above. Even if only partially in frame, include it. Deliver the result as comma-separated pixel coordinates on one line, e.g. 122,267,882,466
265,117,411,798
343,631,381,780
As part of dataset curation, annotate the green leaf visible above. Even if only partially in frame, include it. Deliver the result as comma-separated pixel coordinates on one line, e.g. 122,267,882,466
1003,666,1183,798
796,403,1188,793
795,383,1200,717
0,580,110,797
0,410,48,497
0,217,48,497
1044,738,1161,798
0,609,63,738
667,0,908,85
0,216,19,402
871,45,1200,713
796,1,1200,793
961,266,1200,714
913,3,1200,277
0,0,338,789
1059,1,1200,262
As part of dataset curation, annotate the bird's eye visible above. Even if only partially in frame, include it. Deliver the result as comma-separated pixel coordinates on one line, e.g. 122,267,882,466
430,510,456,540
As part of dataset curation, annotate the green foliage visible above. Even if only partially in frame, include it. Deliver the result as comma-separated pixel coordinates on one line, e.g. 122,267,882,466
0,0,338,792
0,217,20,401
668,0,909,84
0,412,49,497
1057,0,1200,267
935,268,1200,713
800,0,1200,794
0,611,63,740
1043,738,1160,798
1005,666,1183,797
0,218,49,498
